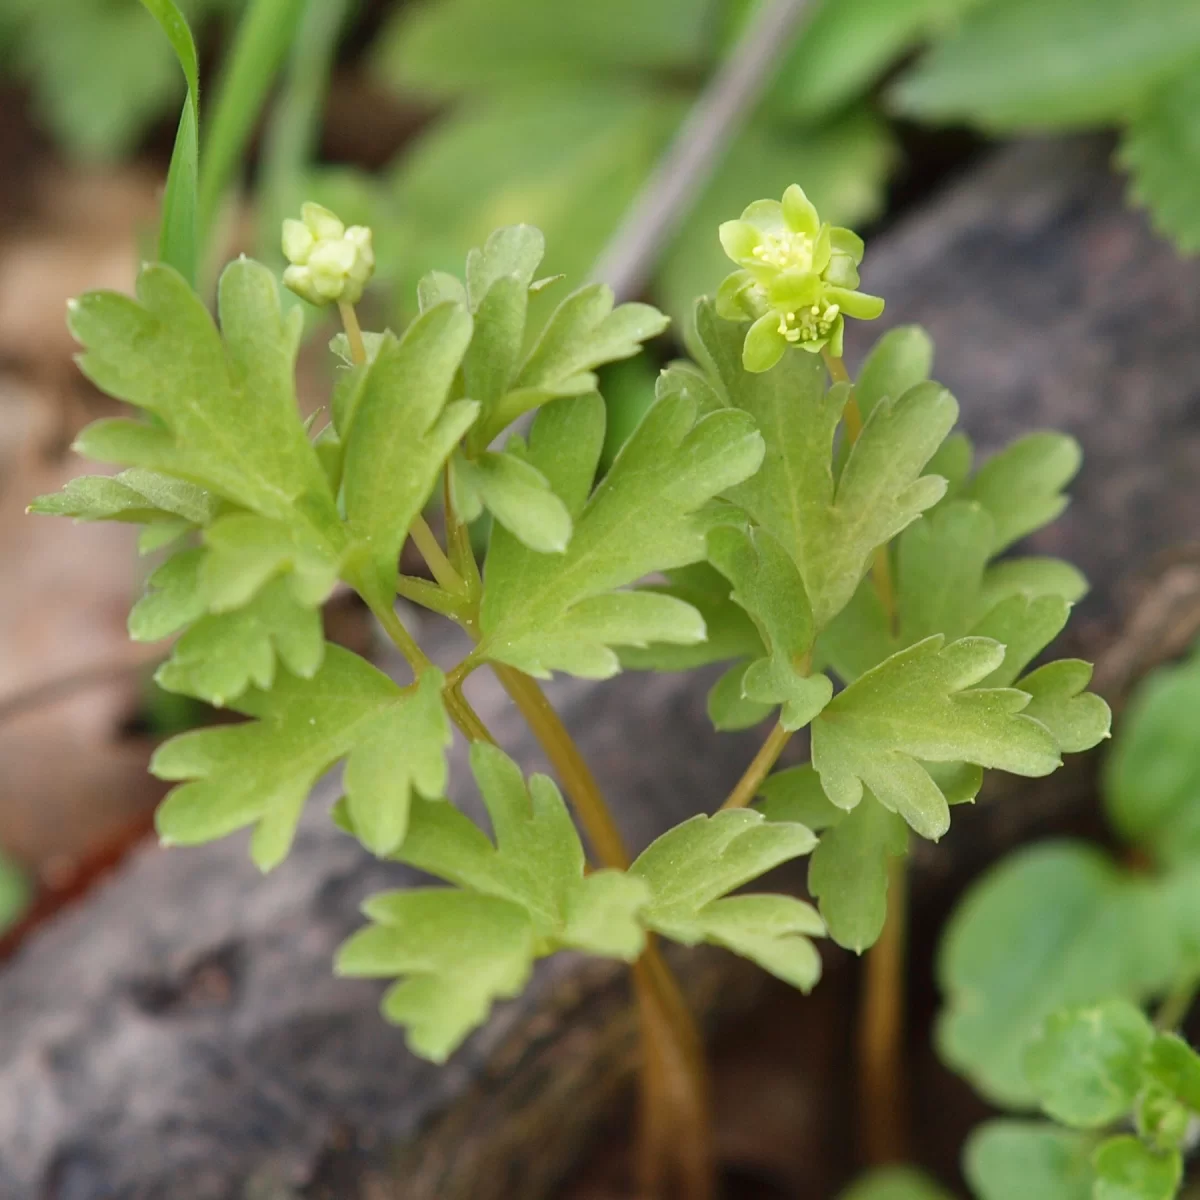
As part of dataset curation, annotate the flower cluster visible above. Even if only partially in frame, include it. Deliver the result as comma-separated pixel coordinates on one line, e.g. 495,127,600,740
716,185,883,372
281,203,375,307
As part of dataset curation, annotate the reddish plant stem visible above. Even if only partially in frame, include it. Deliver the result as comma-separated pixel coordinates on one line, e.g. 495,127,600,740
824,344,910,1165
492,663,714,1199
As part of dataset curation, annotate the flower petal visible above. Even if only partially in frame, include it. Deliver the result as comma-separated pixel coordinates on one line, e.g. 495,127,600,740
826,287,884,321
782,185,820,237
739,199,786,236
716,270,761,320
829,227,865,265
824,254,861,289
743,313,788,373
812,224,832,275
283,264,320,306
281,219,315,266
766,269,821,311
719,220,765,267
301,202,344,240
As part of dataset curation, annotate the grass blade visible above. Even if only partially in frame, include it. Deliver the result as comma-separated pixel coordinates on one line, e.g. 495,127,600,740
258,0,354,263
138,0,201,286
198,0,308,254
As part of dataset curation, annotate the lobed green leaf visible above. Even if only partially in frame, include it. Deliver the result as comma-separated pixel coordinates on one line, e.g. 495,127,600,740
692,301,956,631
379,744,650,956
153,646,450,868
474,282,669,445
1144,1032,1200,1114
618,563,764,673
478,388,762,678
811,635,1060,840
29,467,217,529
964,432,1081,556
631,809,824,988
340,302,477,610
1120,62,1200,254
336,888,536,1063
451,449,571,554
155,575,323,707
808,790,907,953
707,524,833,731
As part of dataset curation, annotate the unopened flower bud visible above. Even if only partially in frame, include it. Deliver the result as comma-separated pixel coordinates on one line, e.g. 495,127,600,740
281,202,375,307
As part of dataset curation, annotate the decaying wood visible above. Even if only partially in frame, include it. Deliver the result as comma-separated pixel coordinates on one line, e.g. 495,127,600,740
4,136,1200,1199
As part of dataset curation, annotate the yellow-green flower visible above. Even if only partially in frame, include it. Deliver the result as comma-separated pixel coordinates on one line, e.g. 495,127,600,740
716,184,883,372
281,202,375,307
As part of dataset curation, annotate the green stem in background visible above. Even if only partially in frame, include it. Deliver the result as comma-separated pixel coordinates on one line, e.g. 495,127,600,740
860,856,909,1164
492,662,714,1200
721,722,793,811
374,592,491,738
369,597,431,676
337,299,367,363
394,575,464,619
824,344,909,1165
257,0,352,262
137,0,200,287
408,515,465,597
633,949,714,1200
1156,974,1200,1031
444,468,483,609
371,596,493,744
197,0,307,265
492,664,632,871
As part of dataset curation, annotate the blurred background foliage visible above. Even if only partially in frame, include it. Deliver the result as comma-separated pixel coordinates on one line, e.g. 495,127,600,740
2,0,1197,334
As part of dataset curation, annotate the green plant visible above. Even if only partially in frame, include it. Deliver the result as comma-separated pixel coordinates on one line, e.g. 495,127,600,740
835,643,1200,1199
27,5,1114,1194
31,189,1109,1198
939,644,1200,1199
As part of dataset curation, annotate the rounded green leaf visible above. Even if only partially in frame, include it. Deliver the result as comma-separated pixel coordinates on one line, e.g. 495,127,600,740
964,1120,1093,1200
838,1166,953,1200
1135,1079,1192,1153
1144,1031,1200,1112
1104,647,1200,867
719,219,765,267
937,842,1176,1106
1092,1135,1182,1200
1024,998,1154,1127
